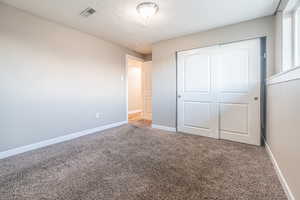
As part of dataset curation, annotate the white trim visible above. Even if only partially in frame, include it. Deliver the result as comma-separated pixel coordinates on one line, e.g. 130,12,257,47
176,36,265,55
292,9,298,67
264,139,295,200
152,124,177,132
128,109,143,114
267,65,300,85
0,121,127,160
284,0,300,13
280,2,300,73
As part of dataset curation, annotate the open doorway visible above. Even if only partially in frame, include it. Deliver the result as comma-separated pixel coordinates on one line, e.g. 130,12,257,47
126,55,152,127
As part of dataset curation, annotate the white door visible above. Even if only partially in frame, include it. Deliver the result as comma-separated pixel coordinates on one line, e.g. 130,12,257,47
142,61,152,120
177,46,219,138
217,39,261,145
177,39,261,145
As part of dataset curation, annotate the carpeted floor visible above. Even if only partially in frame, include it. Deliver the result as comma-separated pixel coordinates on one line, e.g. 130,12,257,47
0,124,286,200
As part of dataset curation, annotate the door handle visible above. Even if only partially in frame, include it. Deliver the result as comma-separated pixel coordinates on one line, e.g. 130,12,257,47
254,97,259,101
177,95,182,98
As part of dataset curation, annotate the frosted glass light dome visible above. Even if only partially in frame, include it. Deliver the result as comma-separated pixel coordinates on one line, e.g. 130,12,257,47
136,2,159,20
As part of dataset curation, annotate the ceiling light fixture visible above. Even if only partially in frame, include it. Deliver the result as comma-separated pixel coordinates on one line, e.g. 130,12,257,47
136,2,159,25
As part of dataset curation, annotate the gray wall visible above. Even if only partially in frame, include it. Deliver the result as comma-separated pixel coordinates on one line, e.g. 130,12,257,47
0,4,142,152
152,16,275,128
267,78,300,199
265,2,300,197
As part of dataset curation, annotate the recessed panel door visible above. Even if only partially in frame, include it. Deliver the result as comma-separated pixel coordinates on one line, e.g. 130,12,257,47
217,39,261,145
177,47,219,138
177,39,261,145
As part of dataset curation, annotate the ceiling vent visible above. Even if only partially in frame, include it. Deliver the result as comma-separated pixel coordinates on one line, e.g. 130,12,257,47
80,7,96,17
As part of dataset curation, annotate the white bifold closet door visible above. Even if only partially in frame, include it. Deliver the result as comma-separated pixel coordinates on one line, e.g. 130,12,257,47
177,39,261,145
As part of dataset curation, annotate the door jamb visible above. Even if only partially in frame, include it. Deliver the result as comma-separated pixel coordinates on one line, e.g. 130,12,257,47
260,37,267,145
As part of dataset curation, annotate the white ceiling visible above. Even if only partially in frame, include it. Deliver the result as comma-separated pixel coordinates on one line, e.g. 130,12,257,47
0,0,279,54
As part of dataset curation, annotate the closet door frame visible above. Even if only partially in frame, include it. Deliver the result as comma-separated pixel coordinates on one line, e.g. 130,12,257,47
176,37,266,146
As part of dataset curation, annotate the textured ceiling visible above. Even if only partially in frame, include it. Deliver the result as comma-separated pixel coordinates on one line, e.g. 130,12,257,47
0,0,280,54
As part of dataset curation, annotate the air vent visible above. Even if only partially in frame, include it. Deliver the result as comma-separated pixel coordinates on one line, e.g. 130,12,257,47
80,7,96,17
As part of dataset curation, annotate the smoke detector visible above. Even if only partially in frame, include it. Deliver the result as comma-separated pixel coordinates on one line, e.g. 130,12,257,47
80,7,96,17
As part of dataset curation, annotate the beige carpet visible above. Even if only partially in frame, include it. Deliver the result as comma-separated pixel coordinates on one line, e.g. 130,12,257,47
0,124,286,200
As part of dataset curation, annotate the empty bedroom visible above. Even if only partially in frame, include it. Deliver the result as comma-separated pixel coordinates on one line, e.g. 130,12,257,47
0,0,299,199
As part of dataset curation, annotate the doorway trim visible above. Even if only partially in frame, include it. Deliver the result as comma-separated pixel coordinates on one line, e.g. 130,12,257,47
125,55,144,122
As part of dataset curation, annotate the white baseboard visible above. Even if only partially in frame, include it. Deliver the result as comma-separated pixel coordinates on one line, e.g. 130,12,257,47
152,124,177,132
0,121,127,160
264,139,295,200
128,109,142,114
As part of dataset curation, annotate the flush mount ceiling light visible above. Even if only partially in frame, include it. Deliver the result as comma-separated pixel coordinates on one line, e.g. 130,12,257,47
136,2,159,25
